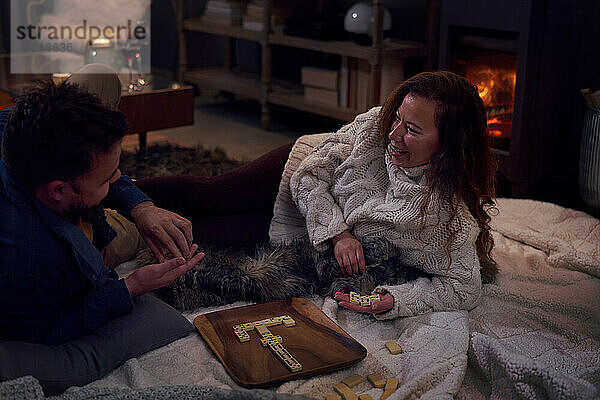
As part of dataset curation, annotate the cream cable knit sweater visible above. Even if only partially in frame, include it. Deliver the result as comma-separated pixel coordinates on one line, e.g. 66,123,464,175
288,107,482,319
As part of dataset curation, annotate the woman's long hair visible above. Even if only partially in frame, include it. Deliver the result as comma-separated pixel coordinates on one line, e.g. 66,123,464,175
378,71,498,283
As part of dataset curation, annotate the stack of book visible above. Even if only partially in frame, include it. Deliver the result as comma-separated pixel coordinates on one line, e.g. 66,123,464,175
301,66,339,106
338,57,369,110
339,54,405,111
202,0,245,27
379,52,405,104
243,0,289,32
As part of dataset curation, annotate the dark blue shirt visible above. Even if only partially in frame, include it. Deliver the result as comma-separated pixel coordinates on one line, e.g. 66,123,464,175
0,107,151,344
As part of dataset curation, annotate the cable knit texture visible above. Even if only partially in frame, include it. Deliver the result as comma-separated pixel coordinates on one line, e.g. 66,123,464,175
284,107,482,318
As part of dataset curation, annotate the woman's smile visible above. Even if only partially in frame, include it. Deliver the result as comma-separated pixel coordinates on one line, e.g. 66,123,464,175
388,141,409,160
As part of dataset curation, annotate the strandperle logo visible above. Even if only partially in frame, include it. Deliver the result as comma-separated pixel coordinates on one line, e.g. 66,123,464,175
10,0,151,74
15,20,147,41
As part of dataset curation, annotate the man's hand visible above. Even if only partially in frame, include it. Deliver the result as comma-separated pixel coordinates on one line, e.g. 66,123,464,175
331,230,366,275
124,244,204,297
333,291,394,314
130,201,193,262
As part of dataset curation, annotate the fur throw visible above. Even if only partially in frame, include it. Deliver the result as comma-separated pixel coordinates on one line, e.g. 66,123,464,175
138,239,430,312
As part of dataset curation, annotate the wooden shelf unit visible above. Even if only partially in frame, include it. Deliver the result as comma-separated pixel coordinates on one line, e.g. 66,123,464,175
268,90,360,122
269,33,427,61
173,0,433,129
183,68,262,100
183,17,261,42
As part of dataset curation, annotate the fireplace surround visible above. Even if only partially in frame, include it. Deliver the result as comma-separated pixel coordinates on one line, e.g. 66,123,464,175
438,0,583,197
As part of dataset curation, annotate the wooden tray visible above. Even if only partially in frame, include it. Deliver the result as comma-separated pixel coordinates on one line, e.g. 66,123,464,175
193,297,367,388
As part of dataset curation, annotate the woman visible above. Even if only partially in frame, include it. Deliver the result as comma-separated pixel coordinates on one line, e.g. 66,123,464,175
154,71,497,318
288,70,497,318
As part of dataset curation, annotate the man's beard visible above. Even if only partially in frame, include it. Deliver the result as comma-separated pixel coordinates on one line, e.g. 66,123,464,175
61,198,98,221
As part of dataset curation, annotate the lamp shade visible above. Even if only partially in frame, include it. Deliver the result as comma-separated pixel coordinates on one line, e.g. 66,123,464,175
344,2,392,37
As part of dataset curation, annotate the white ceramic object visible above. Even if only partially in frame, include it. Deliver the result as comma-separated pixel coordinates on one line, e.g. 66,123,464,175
344,2,392,36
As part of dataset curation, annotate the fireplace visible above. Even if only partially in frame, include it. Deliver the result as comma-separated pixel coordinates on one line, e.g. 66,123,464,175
449,28,518,152
438,0,578,197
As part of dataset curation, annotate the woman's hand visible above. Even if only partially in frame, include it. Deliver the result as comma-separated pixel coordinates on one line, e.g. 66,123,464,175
334,290,394,314
331,230,366,275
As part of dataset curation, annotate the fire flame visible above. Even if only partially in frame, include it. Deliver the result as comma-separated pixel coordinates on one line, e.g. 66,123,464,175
471,68,516,108
466,66,516,140
478,86,489,100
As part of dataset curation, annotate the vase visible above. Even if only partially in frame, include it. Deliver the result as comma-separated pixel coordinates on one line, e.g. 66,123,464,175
579,105,600,217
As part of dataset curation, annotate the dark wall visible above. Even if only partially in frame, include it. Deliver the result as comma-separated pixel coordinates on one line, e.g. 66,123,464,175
150,0,178,73
569,0,600,174
527,0,600,207
0,0,8,53
525,0,600,182
149,0,229,73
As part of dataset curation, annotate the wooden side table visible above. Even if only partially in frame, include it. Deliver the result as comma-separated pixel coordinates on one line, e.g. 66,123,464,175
118,78,194,152
1,70,195,153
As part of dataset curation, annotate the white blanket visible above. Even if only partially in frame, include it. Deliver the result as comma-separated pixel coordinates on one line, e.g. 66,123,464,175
92,198,599,400
459,199,600,400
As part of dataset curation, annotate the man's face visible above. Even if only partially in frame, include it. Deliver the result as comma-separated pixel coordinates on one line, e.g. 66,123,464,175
63,141,122,218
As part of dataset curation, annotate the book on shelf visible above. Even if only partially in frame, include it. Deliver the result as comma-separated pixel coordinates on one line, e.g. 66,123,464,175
301,67,338,90
242,20,263,31
205,10,244,19
243,0,288,30
244,14,286,26
356,59,369,112
243,12,262,24
245,3,263,19
347,57,358,110
338,56,406,110
380,54,405,103
246,0,292,16
242,14,286,28
205,0,245,15
206,0,246,5
304,86,339,106
206,3,243,12
201,15,242,27
339,56,349,108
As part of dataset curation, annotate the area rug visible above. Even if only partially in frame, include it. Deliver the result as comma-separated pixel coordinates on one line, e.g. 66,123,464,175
120,144,246,180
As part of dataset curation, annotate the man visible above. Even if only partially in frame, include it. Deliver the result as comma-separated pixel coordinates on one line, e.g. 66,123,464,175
0,81,204,345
